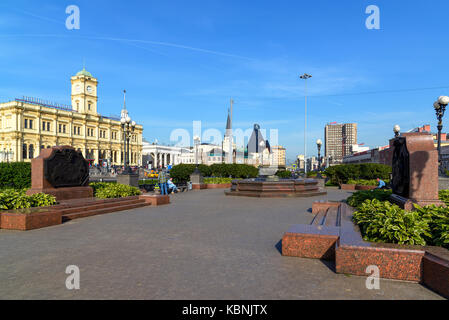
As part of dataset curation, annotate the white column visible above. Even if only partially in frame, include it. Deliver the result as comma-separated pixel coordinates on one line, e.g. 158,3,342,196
163,153,167,167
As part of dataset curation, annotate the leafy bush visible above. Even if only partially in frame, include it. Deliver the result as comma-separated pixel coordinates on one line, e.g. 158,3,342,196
0,162,31,189
307,171,318,178
276,170,292,179
353,200,432,246
324,163,391,185
414,205,449,248
346,189,392,208
91,182,141,199
139,179,158,185
346,179,390,186
204,177,233,184
0,189,56,210
439,190,449,206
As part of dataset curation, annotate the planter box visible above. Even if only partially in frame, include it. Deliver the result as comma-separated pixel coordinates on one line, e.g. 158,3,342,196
206,183,232,189
355,185,377,191
340,184,356,190
1,208,62,231
139,194,170,206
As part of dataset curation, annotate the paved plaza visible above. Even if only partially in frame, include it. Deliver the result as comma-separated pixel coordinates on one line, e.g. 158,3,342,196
0,188,444,300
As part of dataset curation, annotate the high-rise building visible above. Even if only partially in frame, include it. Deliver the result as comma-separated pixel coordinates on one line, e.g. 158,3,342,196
272,145,286,167
324,122,357,163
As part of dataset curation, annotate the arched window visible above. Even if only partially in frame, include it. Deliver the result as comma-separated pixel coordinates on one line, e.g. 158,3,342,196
22,144,27,159
29,144,34,159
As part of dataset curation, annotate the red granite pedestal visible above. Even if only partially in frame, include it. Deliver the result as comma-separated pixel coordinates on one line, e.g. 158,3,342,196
25,146,93,201
388,133,445,209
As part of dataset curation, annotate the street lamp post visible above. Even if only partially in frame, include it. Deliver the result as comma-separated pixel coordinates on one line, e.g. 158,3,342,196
300,73,312,177
193,135,201,173
434,96,449,173
117,90,138,187
316,139,323,171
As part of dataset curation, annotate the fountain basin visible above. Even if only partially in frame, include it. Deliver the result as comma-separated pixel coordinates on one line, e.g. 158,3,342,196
225,178,327,198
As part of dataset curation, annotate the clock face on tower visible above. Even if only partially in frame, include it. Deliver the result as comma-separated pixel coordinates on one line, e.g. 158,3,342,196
87,86,93,93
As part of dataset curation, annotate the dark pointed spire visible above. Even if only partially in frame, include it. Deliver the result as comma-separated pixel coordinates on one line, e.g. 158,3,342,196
226,108,231,130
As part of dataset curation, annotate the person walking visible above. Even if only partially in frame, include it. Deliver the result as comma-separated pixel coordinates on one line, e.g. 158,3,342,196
158,168,168,195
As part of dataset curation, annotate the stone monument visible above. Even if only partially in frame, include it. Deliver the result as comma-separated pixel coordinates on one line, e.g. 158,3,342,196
26,146,93,201
389,132,445,210
190,167,206,190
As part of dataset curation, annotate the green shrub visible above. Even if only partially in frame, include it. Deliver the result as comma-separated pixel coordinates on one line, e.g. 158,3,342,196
307,171,318,178
324,163,391,185
0,162,31,189
0,189,56,210
276,170,292,179
353,200,432,246
439,190,449,206
414,205,449,248
346,179,390,186
170,164,258,182
139,179,158,185
347,189,392,208
93,183,141,199
204,177,232,184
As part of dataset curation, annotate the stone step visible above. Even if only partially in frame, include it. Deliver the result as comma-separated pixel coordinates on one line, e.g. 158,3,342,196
60,198,144,215
62,201,147,222
324,207,339,227
311,209,326,226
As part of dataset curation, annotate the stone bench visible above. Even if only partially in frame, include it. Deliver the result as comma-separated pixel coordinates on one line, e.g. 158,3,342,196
281,201,449,298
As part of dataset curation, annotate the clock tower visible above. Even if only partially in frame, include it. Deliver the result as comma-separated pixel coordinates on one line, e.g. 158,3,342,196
71,67,98,115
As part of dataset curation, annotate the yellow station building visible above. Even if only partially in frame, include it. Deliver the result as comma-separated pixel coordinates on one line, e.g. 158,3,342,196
0,68,143,165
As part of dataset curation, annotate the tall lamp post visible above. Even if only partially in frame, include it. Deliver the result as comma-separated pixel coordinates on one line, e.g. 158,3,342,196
300,73,312,177
316,139,323,171
117,90,138,187
434,96,449,173
193,135,201,173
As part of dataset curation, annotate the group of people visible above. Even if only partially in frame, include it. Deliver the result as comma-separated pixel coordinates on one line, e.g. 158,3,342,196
157,168,178,195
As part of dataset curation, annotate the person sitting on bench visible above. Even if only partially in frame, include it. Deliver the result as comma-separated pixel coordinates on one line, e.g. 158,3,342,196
375,178,386,189
167,178,179,193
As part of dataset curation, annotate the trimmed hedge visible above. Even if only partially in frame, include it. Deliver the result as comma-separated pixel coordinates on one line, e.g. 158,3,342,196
324,163,391,185
204,177,232,184
0,162,31,190
169,164,258,182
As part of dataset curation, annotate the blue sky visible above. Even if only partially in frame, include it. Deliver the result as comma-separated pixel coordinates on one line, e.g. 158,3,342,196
1,0,449,162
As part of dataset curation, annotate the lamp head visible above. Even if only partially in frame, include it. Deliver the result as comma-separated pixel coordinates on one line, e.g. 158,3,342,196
316,139,322,146
393,124,401,133
438,96,449,107
126,116,131,123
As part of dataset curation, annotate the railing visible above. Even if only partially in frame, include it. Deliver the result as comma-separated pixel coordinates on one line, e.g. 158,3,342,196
15,96,75,112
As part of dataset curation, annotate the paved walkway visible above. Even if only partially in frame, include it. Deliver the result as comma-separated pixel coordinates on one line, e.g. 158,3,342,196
0,188,444,299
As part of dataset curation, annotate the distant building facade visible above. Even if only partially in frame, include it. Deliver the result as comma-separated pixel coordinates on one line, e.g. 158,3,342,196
272,145,286,167
324,122,357,163
0,68,143,165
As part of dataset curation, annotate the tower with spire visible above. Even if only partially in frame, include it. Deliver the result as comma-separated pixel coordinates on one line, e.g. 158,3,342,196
223,99,235,164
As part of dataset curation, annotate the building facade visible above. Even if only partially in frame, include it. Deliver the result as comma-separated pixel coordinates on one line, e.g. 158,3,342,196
0,68,143,165
324,122,357,163
272,145,286,167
